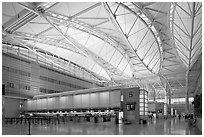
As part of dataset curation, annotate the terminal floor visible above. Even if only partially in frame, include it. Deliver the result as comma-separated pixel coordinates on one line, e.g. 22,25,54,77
2,118,202,135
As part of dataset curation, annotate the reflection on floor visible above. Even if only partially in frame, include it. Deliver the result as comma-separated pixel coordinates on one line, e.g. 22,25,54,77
2,118,202,135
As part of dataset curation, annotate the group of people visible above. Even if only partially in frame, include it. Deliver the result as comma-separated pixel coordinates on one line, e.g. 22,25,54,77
148,113,154,120
182,113,197,126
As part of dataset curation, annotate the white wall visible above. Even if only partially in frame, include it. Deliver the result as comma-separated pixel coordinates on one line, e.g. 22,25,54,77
23,90,121,111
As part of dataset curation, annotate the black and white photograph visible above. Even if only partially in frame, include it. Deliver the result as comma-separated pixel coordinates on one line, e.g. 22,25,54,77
1,1,202,135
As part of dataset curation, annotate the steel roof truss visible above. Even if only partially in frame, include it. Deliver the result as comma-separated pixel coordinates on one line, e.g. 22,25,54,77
191,46,201,63
192,33,202,50
193,23,201,37
175,10,190,37
142,2,156,7
173,22,190,38
103,2,159,75
174,34,189,51
71,2,101,19
135,29,149,51
45,11,133,70
127,15,139,36
17,3,131,80
163,67,174,72
14,32,84,55
35,26,53,36
180,57,189,66
144,7,168,15
175,3,191,17
163,47,173,52
6,34,64,69
151,58,160,70
3,9,33,31
195,4,202,15
163,63,180,68
165,58,180,64
93,19,110,27
188,2,196,68
187,2,193,15
147,49,159,66
142,40,156,60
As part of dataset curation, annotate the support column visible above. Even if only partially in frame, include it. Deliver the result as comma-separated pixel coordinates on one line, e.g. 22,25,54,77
164,91,167,116
153,88,156,101
185,70,189,113
165,81,171,115
168,89,171,115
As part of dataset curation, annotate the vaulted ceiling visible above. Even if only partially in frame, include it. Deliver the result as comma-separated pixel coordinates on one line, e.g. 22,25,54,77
2,2,202,99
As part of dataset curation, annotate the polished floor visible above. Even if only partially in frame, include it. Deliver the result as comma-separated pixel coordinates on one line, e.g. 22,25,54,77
2,118,202,135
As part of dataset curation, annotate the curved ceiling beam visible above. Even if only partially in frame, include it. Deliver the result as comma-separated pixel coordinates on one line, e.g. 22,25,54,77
17,2,132,81
46,22,131,81
171,2,202,69
13,31,85,56
118,3,163,73
3,39,107,82
3,30,65,70
44,6,158,79
44,10,135,74
131,2,184,92
27,2,155,79
103,2,161,76
13,31,135,82
70,2,101,19
53,29,131,80
131,3,190,99
133,2,187,72
125,2,163,57
3,2,57,33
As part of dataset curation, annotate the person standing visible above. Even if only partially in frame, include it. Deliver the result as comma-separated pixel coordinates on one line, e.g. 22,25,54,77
178,114,181,120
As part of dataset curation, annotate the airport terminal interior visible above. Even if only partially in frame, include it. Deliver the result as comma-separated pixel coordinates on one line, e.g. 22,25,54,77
2,2,202,135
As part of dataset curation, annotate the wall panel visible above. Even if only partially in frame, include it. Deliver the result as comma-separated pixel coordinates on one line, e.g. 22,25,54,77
99,92,109,108
22,90,123,111
27,100,32,111
59,96,66,109
41,98,47,110
47,98,53,110
73,94,81,108
23,101,28,111
36,99,42,110
90,93,99,108
81,94,90,108
110,91,121,107
67,96,73,109
32,100,37,110
53,97,60,110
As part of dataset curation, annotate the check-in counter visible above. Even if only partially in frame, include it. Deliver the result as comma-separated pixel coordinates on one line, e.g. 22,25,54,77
79,116,85,122
90,117,94,122
102,116,106,122
90,116,98,123
73,116,80,122
85,116,91,122
111,116,116,123
69,116,73,121
98,117,103,122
